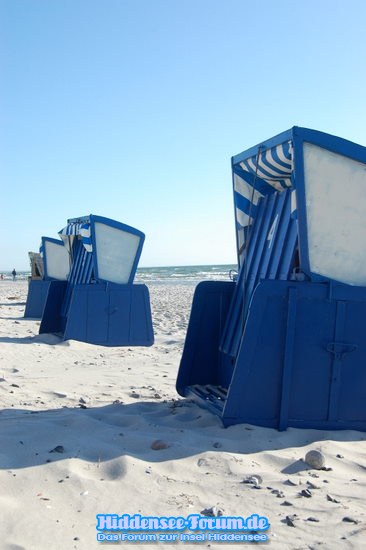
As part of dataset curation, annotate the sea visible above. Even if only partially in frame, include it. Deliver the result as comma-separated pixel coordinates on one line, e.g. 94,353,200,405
1,264,238,286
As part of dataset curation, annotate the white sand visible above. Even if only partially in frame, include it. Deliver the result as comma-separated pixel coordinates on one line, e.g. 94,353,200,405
0,280,365,550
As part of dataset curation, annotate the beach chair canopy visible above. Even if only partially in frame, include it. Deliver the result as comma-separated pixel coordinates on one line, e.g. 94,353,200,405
58,214,144,285
41,237,70,281
233,127,366,286
28,251,44,280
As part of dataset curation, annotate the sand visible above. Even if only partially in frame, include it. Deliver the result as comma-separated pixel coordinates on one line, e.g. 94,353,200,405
0,280,365,550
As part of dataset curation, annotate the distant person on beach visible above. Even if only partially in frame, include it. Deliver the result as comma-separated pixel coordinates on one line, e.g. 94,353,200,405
0,273,3,280
12,269,16,281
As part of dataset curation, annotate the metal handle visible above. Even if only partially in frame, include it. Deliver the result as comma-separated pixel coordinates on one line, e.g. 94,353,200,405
326,342,358,360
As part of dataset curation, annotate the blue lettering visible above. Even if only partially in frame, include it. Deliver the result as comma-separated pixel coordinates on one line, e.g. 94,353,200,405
96,513,269,533
97,533,119,541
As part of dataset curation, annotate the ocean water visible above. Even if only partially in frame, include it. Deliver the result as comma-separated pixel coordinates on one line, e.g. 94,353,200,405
0,271,31,281
1,265,238,285
135,264,238,285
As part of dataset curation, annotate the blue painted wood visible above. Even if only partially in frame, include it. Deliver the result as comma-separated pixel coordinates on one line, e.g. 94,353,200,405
109,287,136,343
64,283,154,346
176,281,235,394
220,188,298,359
278,286,298,431
327,302,358,422
181,279,366,431
336,301,365,422
257,191,287,280
39,281,68,334
81,286,109,344
225,281,366,430
219,194,269,356
267,191,292,279
24,280,51,318
223,281,287,426
244,193,278,301
63,285,88,342
278,219,298,280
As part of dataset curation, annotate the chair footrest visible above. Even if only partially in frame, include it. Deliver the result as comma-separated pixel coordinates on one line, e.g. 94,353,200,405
188,384,228,413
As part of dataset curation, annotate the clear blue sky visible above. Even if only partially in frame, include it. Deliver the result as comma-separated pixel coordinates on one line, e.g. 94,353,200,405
2,0,366,269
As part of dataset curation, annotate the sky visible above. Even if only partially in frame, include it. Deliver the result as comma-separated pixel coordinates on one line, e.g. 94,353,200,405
1,0,366,270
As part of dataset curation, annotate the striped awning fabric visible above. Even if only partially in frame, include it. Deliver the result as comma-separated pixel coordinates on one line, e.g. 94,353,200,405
58,223,92,252
233,141,295,255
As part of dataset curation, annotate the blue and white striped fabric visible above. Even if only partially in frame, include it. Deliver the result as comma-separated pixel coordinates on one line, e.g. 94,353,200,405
233,141,295,255
239,141,292,190
58,223,93,252
59,222,84,236
79,224,92,252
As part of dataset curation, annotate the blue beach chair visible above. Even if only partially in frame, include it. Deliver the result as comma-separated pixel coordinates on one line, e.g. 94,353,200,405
24,238,70,318
177,127,366,431
39,215,154,346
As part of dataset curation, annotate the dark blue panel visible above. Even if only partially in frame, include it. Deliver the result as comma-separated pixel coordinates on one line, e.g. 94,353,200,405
86,288,109,343
223,280,366,431
129,285,153,344
63,284,153,346
223,285,288,425
337,301,366,423
278,286,298,431
24,280,51,318
39,281,68,334
288,295,335,422
108,287,131,343
176,282,235,395
121,284,153,346
63,287,88,342
180,279,366,431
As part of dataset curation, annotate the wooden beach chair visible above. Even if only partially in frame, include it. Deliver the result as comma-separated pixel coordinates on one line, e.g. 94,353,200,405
24,238,70,318
28,251,44,280
177,127,366,431
39,214,153,346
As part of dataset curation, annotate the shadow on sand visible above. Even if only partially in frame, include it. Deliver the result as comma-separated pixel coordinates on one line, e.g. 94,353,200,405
0,333,60,345
0,401,364,470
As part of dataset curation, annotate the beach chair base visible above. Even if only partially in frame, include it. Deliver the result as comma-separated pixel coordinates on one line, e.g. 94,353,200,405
40,282,154,347
24,280,52,318
177,280,366,432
